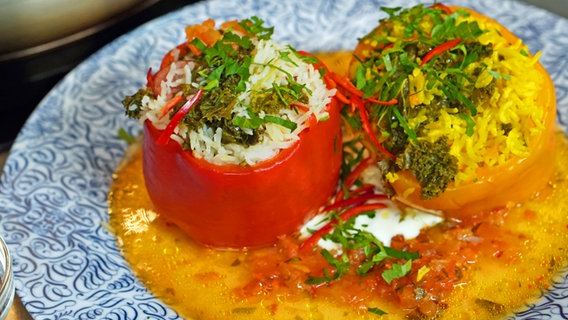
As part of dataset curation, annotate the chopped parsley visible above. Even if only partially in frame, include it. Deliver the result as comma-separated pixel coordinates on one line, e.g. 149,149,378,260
368,307,388,316
305,210,420,285
232,107,297,132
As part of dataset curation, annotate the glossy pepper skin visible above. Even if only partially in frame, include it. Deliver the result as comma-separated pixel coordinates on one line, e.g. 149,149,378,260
142,98,342,248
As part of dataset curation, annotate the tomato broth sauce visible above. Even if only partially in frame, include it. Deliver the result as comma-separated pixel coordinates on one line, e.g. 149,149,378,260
108,52,568,319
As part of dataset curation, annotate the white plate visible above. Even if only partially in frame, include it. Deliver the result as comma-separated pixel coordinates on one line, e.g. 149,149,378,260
0,0,567,318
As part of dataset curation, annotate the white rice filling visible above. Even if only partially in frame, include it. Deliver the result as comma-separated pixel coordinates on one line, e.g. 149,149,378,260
139,38,336,166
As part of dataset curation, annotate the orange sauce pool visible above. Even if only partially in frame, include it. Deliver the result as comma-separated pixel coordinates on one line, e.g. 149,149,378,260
108,52,568,319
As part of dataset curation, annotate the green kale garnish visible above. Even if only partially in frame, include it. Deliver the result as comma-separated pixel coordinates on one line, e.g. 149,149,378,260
122,88,153,119
396,137,458,199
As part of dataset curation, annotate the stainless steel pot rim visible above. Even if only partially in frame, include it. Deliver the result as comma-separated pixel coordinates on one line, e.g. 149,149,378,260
0,235,14,318
0,0,159,62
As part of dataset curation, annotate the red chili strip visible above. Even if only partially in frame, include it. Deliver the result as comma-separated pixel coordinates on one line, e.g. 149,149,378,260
329,72,364,98
324,75,337,90
345,156,378,188
330,72,398,107
299,203,388,253
350,184,376,197
325,193,388,213
334,183,373,208
336,183,386,204
290,102,310,113
334,156,377,203
365,97,399,106
429,3,453,15
420,38,462,66
157,89,204,145
335,91,352,105
382,35,420,51
328,72,396,159
146,67,154,88
352,96,395,159
158,95,183,120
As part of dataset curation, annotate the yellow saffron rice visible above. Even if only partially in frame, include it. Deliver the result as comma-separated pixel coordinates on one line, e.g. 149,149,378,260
407,16,545,185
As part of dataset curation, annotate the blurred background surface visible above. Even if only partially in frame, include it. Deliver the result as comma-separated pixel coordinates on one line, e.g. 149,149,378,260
0,0,565,150
0,0,196,150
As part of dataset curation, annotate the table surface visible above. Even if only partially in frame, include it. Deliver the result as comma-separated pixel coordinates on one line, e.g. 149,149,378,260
1,1,566,319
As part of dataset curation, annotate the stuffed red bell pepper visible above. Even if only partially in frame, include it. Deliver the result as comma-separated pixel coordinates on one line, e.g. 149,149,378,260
122,17,342,248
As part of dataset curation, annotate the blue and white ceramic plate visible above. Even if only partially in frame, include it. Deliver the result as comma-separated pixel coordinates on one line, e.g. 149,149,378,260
0,0,567,319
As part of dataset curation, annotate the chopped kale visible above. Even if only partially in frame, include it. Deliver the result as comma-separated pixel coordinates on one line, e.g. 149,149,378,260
396,138,458,199
122,88,153,119
250,85,308,115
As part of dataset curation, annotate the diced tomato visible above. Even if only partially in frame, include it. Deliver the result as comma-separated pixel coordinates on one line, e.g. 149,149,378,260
185,18,222,55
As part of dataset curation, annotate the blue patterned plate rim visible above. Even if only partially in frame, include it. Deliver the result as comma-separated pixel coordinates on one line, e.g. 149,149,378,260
0,0,567,319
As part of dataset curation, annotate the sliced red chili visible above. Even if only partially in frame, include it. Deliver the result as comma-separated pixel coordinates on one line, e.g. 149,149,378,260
323,75,337,90
157,89,204,145
329,72,364,98
349,184,376,197
327,72,399,155
420,38,462,66
290,102,310,113
335,91,351,105
328,72,398,106
345,155,378,189
325,193,388,213
351,96,395,159
146,67,154,88
429,3,453,15
334,184,374,203
158,95,183,120
365,97,399,106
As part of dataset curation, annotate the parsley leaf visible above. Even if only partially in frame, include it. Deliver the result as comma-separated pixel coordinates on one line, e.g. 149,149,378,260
279,50,299,66
238,16,274,40
306,210,420,285
368,307,388,316
263,115,297,131
382,259,413,284
486,68,511,81
204,65,225,91
305,250,350,284
232,107,297,132
232,108,265,129
459,113,476,137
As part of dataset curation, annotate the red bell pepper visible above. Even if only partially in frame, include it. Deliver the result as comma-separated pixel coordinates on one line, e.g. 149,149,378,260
142,98,343,248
